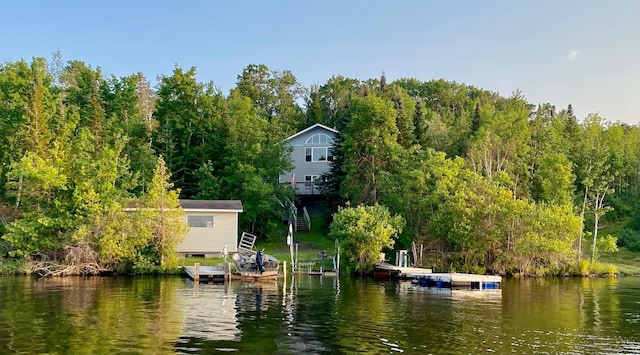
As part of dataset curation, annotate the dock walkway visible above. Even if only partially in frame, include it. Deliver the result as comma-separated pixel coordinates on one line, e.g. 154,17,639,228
374,262,433,278
184,266,226,282
184,264,279,282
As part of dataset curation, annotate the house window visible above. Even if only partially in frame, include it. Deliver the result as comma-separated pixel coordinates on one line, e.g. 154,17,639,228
305,133,333,145
187,215,214,228
304,133,334,162
314,147,327,161
306,147,333,162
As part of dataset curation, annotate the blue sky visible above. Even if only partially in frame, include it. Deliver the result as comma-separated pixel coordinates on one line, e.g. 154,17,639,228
2,1,639,124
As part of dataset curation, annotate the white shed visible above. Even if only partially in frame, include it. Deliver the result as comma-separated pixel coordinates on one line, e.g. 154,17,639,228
177,200,243,258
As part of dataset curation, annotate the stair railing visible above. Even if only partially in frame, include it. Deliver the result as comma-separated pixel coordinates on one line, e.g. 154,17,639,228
303,206,311,231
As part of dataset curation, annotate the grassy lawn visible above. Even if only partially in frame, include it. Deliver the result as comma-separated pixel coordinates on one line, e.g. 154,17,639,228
177,256,224,267
600,247,640,275
256,216,335,262
587,217,640,275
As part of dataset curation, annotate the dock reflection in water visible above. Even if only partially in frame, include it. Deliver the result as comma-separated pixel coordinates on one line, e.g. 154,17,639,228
1,275,640,354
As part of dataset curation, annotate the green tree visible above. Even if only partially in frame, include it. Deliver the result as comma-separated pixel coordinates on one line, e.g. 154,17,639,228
153,65,225,197
342,94,401,205
466,93,532,198
0,60,33,200
219,90,292,235
328,204,404,273
377,147,465,250
511,204,580,275
306,75,361,130
2,151,69,256
235,64,305,136
388,85,416,148
575,114,616,262
536,153,575,206
101,73,158,191
141,156,187,270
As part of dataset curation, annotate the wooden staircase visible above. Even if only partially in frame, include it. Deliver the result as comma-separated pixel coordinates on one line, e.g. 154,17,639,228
287,201,311,232
296,216,309,232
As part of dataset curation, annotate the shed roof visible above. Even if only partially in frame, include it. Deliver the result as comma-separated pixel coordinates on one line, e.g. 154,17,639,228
179,200,243,212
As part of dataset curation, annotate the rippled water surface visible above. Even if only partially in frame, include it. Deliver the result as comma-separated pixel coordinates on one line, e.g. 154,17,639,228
0,275,639,354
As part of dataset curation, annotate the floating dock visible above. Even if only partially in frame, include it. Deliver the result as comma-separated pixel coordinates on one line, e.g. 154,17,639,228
374,262,501,289
413,273,502,290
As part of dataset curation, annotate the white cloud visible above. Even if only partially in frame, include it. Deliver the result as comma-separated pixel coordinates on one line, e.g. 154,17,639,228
566,50,581,62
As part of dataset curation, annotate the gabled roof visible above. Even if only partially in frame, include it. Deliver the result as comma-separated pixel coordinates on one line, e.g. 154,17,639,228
179,200,243,212
285,123,340,142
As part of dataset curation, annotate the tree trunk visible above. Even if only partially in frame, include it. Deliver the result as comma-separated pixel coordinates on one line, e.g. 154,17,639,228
591,212,599,263
578,187,588,261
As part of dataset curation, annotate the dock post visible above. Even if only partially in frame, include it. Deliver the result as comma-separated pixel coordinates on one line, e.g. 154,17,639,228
194,263,200,282
283,261,287,279
295,243,299,273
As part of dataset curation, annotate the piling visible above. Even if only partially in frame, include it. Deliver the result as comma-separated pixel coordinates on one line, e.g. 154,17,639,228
194,263,200,282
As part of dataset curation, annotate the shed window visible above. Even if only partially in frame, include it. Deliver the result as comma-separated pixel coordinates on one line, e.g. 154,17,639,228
187,215,214,228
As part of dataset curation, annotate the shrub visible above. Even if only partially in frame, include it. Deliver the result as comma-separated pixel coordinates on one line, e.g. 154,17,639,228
618,228,640,252
328,204,404,273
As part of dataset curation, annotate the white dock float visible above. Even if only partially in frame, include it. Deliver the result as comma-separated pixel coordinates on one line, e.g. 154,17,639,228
414,273,502,289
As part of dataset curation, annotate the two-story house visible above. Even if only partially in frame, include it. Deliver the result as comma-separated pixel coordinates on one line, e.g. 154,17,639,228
280,123,339,195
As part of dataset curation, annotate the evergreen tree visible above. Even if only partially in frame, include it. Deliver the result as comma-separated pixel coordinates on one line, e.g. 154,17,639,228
342,94,401,205
141,156,187,270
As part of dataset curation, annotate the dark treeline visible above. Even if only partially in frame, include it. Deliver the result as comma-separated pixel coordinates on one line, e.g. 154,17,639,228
1,55,638,275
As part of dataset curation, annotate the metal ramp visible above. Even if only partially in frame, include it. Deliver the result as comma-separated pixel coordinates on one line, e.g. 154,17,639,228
238,232,258,253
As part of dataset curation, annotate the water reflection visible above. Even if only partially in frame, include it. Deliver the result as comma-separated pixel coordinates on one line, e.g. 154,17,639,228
0,275,639,354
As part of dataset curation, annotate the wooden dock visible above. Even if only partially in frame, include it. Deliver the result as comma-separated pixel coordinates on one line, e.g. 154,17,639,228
232,270,279,281
184,264,279,282
184,265,226,282
373,262,433,279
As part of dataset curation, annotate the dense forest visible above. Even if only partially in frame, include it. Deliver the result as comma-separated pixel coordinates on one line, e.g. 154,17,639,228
1,55,639,275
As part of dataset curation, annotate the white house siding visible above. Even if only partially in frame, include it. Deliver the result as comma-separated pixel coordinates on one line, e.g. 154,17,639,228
177,211,239,256
279,124,339,195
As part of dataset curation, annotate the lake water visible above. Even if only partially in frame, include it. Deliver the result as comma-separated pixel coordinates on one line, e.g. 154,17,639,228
0,274,639,354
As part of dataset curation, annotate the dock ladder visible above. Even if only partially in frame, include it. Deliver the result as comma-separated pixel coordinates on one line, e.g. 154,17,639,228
238,232,258,253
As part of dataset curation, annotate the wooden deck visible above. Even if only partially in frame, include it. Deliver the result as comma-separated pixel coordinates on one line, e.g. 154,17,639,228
373,262,433,278
232,270,279,281
184,264,280,282
184,266,226,282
